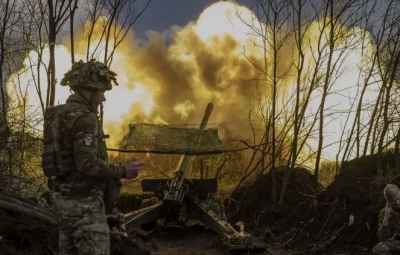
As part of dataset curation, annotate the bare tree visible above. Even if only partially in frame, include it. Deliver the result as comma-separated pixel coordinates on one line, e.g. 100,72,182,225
0,0,19,128
243,0,294,204
375,0,400,174
72,0,152,125
38,0,77,107
311,0,365,178
73,0,152,65
69,0,79,63
0,0,29,177
340,0,380,161
236,0,384,206
280,0,320,206
24,0,51,115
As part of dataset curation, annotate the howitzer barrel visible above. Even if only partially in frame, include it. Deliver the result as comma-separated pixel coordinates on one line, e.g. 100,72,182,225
180,102,213,179
164,103,214,203
199,103,213,130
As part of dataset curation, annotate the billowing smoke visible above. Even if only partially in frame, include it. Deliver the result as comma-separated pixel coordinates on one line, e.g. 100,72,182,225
99,1,266,147
6,1,378,160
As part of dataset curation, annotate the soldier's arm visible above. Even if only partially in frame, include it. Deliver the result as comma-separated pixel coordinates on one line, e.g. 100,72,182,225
72,113,124,179
377,208,393,241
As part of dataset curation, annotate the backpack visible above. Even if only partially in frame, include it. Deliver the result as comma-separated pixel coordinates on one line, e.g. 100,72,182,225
41,104,69,178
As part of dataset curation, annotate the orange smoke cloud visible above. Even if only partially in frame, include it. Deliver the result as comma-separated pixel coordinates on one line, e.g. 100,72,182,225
6,1,268,149
6,1,378,161
95,1,267,146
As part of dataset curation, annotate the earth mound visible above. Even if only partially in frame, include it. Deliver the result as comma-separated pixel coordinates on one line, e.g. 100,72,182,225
228,153,399,254
228,167,323,236
302,153,398,253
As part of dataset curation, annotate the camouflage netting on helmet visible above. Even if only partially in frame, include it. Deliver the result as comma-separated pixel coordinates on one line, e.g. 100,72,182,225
119,123,222,153
60,59,118,90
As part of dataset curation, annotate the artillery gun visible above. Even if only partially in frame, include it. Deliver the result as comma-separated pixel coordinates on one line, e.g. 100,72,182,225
124,103,266,251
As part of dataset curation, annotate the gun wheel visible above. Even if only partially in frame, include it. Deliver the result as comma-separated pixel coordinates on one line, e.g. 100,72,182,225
140,197,158,231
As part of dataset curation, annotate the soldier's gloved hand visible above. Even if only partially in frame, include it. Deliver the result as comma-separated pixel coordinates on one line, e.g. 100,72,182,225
124,157,145,179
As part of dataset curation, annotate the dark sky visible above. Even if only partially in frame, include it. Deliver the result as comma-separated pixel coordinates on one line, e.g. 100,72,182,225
132,0,253,41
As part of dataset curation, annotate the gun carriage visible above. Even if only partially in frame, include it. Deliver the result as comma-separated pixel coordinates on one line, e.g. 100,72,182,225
124,103,266,251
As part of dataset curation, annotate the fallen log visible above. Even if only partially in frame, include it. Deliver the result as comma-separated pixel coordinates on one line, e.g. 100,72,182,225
0,191,57,254
0,191,55,226
0,191,56,237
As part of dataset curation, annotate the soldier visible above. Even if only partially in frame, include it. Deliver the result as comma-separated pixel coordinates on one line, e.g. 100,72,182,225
49,59,145,255
372,184,400,254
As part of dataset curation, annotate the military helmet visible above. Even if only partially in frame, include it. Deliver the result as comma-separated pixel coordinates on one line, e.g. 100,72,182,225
383,184,400,201
60,59,118,90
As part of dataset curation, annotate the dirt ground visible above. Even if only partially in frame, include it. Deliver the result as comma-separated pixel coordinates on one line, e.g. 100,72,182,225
135,224,308,255
135,224,230,255
1,152,398,254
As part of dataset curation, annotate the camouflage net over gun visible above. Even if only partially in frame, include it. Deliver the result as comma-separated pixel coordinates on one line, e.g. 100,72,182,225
119,123,222,154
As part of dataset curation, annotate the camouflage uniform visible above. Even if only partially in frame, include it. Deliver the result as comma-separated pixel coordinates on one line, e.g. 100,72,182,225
52,93,125,255
372,208,400,254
